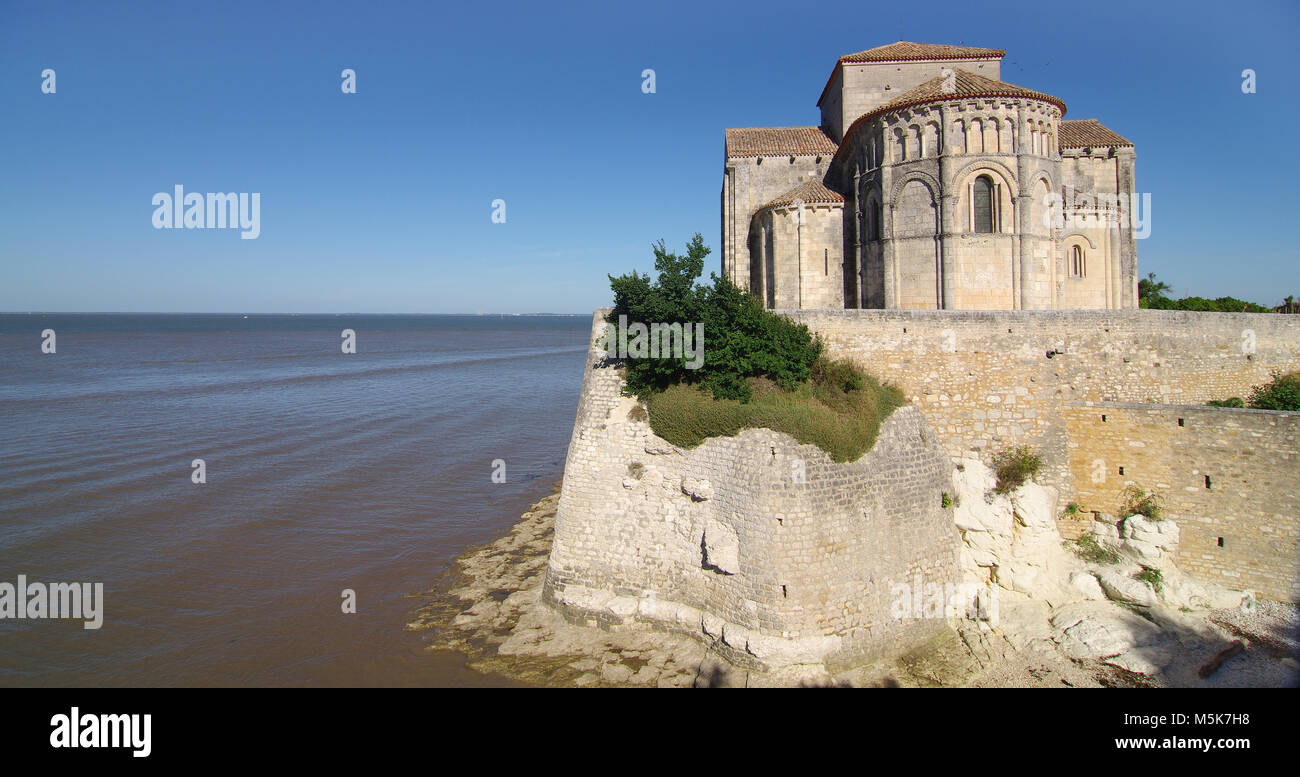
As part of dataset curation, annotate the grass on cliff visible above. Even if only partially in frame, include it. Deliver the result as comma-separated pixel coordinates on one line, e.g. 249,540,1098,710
645,358,905,463
610,234,904,463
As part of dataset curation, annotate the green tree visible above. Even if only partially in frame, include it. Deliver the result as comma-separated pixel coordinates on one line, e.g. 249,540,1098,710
1138,272,1172,308
607,234,822,401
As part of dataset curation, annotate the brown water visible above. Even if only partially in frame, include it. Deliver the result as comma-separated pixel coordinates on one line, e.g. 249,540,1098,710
0,313,589,686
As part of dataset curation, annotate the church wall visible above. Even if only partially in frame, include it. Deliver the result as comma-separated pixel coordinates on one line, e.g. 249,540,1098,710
951,235,1016,309
890,176,941,309
1059,231,1110,308
723,154,832,293
1060,149,1138,309
762,204,844,309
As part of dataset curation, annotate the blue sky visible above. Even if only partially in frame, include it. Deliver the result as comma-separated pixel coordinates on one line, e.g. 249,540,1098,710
1,0,1297,313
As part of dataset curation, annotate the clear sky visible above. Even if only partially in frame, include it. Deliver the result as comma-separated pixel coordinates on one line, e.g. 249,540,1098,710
1,0,1297,313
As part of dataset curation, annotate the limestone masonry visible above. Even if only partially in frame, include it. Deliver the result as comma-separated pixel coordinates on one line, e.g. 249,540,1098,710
543,306,1298,671
722,41,1139,311
543,313,961,670
542,41,1297,675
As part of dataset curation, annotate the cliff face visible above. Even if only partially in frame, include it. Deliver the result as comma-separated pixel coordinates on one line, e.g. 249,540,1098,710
542,312,962,671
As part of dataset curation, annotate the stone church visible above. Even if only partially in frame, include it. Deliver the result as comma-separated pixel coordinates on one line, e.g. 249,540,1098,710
721,42,1139,310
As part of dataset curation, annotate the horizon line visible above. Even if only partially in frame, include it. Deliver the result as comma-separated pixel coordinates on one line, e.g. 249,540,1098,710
0,311,593,316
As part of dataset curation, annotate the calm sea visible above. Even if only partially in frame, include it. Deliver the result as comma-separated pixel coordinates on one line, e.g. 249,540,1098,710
0,313,591,686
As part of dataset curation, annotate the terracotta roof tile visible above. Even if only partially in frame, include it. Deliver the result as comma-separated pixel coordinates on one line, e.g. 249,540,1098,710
1059,118,1133,149
872,68,1064,116
758,179,844,211
818,42,1006,105
725,126,838,158
839,41,1005,64
835,69,1066,161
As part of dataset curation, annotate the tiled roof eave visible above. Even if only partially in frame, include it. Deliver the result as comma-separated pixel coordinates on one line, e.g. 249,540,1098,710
832,92,1067,163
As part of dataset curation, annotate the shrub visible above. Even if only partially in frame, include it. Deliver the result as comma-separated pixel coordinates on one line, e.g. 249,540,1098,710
1063,501,1084,518
1119,485,1162,520
607,234,822,401
1247,370,1300,412
611,235,904,462
1135,567,1164,594
991,445,1042,494
941,492,954,509
1070,533,1120,565
1207,397,1245,408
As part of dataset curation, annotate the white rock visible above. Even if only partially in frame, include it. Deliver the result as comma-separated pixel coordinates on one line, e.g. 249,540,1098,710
1053,601,1167,663
1121,514,1152,539
744,633,841,665
701,519,739,575
1011,481,1057,529
1069,571,1106,600
606,596,638,618
1120,538,1163,564
1096,569,1158,607
1092,519,1121,541
1105,646,1175,676
680,477,713,501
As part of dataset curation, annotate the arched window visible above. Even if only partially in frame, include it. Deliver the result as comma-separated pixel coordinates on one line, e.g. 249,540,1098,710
1071,245,1086,277
869,200,882,241
973,175,995,233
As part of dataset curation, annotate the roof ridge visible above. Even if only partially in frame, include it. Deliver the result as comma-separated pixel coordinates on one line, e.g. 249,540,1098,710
839,41,1006,63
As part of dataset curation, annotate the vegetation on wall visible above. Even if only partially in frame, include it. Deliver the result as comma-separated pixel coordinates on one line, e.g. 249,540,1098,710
608,234,904,462
1138,272,1274,313
991,445,1042,494
1068,533,1120,565
1207,371,1300,412
1119,485,1162,521
1246,370,1300,412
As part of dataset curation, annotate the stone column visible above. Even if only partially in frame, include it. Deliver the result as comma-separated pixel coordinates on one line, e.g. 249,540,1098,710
1116,148,1138,308
938,103,957,310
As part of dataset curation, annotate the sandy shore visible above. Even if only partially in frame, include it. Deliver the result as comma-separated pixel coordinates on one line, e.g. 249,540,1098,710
408,486,1299,688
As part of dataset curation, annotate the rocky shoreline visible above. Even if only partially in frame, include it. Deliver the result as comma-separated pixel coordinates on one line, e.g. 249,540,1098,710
408,481,1299,688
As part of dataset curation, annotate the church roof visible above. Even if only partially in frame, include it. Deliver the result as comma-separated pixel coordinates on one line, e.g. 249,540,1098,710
873,68,1065,116
834,69,1066,161
839,41,1006,64
1059,118,1133,149
757,179,845,212
818,41,1005,106
724,126,838,158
